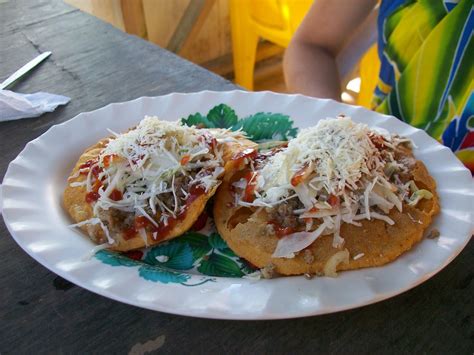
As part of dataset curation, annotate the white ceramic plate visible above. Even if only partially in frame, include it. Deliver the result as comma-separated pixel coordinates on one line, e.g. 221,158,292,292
2,91,473,319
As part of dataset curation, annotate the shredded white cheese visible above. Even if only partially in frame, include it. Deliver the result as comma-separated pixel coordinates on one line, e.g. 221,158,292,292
99,119,226,210
81,243,110,261
73,117,241,243
69,217,114,244
353,253,365,260
237,117,415,256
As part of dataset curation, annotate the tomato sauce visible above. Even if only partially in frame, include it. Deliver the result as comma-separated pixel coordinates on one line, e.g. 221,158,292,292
242,171,258,202
153,216,178,237
369,133,385,149
91,179,101,192
231,148,258,165
180,155,191,165
79,159,95,172
81,144,211,241
328,194,339,207
267,221,296,238
253,145,286,169
85,192,100,203
121,183,208,241
134,216,149,229
188,184,206,203
91,165,103,178
291,162,311,186
191,211,208,231
123,227,138,240
102,154,117,167
121,216,149,241
81,159,107,204
109,189,123,201
199,132,217,150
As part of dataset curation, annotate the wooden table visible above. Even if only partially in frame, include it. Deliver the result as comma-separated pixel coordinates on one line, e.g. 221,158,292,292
1,1,472,353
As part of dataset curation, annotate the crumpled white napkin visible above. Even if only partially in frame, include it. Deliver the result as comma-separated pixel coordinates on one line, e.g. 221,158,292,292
0,89,70,122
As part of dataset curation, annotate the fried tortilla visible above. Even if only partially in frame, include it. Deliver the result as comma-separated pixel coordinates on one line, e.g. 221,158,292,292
64,118,256,252
213,117,440,276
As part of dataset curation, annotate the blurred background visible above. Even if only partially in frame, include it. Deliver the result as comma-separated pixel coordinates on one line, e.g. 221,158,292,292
65,0,374,105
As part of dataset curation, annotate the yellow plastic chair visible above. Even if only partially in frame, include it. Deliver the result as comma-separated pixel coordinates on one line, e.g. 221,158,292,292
230,0,312,90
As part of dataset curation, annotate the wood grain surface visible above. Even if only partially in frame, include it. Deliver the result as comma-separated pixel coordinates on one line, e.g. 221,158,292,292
141,0,232,64
0,1,472,354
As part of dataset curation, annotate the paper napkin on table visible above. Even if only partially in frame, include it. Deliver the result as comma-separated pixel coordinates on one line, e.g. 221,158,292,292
0,89,70,122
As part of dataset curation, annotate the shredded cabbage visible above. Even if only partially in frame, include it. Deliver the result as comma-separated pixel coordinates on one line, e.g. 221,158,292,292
408,189,433,206
233,117,420,257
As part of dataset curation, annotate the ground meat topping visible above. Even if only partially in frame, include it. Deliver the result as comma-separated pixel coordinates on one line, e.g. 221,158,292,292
267,198,305,229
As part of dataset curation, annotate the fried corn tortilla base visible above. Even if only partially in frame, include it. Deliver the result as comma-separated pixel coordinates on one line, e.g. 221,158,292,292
214,151,440,276
64,136,256,252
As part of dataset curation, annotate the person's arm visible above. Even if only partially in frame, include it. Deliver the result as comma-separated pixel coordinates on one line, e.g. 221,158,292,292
283,0,377,100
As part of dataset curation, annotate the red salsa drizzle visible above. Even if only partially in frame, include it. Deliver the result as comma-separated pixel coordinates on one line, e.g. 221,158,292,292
154,215,179,237
152,184,207,237
79,159,104,178
230,147,284,202
121,183,208,241
85,178,103,203
253,144,286,169
85,192,100,203
208,137,217,150
102,154,117,168
199,132,217,150
122,216,154,241
187,184,206,204
231,148,258,165
91,165,103,178
226,148,258,175
82,140,214,240
123,227,138,241
242,170,258,202
328,194,339,207
369,132,385,149
79,159,95,173
191,211,208,231
180,155,191,165
267,221,296,238
290,162,311,187
109,189,123,201
92,179,102,192
80,158,107,204
134,216,149,229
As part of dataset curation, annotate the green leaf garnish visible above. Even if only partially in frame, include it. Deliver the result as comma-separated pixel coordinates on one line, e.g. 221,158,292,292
95,250,142,267
206,104,238,128
197,253,244,277
182,104,238,128
208,232,237,257
182,112,215,128
232,112,298,141
175,232,212,260
208,232,228,250
138,264,190,284
144,242,194,270
181,103,299,142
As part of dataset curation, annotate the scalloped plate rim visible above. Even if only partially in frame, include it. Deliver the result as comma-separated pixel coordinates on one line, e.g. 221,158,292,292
1,90,473,320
